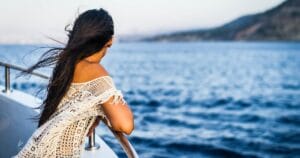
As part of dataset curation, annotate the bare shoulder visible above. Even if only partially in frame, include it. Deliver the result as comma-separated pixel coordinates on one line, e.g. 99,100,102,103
73,62,110,82
86,63,109,77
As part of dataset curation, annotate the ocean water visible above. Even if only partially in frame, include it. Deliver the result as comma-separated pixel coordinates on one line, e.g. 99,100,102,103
0,42,300,158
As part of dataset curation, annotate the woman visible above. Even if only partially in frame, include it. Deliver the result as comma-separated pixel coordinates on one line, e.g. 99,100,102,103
14,8,134,157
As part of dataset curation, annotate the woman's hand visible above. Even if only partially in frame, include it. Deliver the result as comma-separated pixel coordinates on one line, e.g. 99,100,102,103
86,116,101,136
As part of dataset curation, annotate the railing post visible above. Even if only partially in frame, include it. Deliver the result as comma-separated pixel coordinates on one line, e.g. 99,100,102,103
85,129,100,151
3,65,11,93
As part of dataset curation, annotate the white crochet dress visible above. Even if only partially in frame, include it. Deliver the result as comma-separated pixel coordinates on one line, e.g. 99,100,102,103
13,75,126,158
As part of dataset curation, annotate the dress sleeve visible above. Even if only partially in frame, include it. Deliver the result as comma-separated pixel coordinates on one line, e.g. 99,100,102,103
90,76,127,105
88,76,127,127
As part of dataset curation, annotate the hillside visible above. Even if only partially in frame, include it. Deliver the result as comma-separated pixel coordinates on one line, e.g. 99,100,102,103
142,0,300,41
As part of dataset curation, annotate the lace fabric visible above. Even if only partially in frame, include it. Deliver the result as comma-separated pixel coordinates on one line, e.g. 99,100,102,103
13,76,126,158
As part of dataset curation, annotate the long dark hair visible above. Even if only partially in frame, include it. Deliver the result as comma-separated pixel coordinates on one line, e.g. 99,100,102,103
21,8,114,128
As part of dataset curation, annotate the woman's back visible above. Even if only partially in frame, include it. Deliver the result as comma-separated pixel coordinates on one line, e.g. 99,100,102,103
72,60,109,84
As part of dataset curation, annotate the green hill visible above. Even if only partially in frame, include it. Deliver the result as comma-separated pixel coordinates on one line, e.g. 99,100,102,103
143,0,300,42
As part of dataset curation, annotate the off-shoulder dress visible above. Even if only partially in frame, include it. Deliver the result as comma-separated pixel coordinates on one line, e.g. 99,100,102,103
13,75,126,158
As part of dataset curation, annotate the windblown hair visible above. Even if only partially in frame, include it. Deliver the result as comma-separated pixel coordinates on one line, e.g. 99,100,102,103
22,8,114,128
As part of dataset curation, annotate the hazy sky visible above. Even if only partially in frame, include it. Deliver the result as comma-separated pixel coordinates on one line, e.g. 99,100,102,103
0,0,285,44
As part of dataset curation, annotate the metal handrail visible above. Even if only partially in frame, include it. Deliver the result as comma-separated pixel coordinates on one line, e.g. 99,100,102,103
0,61,49,93
0,61,138,158
103,120,139,158
0,61,49,79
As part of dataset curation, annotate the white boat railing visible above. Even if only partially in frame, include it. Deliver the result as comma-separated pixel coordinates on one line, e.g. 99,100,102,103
0,61,139,158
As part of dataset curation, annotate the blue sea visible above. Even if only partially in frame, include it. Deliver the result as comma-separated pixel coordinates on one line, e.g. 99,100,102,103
0,42,300,158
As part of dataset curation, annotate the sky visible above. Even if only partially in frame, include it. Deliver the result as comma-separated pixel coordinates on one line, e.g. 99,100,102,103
0,0,285,44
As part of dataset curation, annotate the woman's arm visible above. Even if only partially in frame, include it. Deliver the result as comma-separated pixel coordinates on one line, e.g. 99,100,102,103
84,63,134,135
102,97,134,135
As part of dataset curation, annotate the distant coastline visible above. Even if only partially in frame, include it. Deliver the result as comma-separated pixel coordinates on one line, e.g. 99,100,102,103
138,0,300,42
